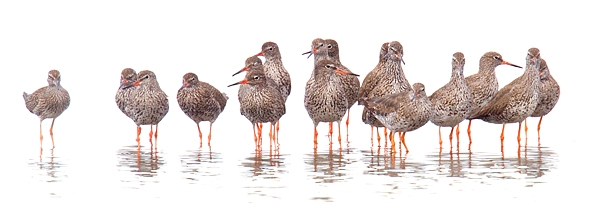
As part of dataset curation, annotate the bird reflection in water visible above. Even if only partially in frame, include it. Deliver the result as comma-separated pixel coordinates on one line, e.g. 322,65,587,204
306,142,357,183
180,148,222,182
436,141,552,180
116,145,163,177
31,148,64,182
242,144,284,177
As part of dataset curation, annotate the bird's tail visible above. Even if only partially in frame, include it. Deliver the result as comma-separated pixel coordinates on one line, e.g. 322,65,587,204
222,92,229,100
22,92,29,101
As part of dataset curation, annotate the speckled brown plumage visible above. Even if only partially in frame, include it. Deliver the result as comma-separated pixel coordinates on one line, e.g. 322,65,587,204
469,48,542,149
360,41,411,144
358,42,390,144
115,68,137,119
255,42,291,101
126,70,170,145
228,68,285,147
365,83,432,153
23,69,70,148
428,52,472,147
304,59,360,148
177,72,228,147
303,38,336,137
464,51,522,142
324,39,360,132
524,58,560,143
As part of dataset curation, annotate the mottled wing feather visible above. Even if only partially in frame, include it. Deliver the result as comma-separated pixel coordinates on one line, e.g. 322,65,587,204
24,88,43,114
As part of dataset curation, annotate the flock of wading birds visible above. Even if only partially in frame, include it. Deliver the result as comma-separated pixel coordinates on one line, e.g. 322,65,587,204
22,39,560,153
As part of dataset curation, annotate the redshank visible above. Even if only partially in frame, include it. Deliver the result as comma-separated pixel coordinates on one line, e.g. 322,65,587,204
359,41,411,144
255,42,291,133
428,52,472,148
304,59,360,148
302,38,336,137
233,55,280,146
23,69,71,148
177,72,228,147
525,58,560,142
228,68,285,149
465,52,522,143
126,70,170,146
358,42,390,145
324,39,360,135
115,68,137,119
364,83,432,153
469,48,542,150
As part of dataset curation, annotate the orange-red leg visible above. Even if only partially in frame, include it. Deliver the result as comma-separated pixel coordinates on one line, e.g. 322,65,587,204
149,125,154,144
313,126,318,149
389,131,396,153
345,109,350,135
524,118,529,132
500,123,506,151
376,126,381,147
401,132,408,153
456,123,460,139
449,126,454,147
136,126,142,148
438,126,443,146
337,122,342,148
537,116,543,145
49,118,56,148
328,122,333,137
208,123,213,147
383,127,388,139
39,121,43,147
197,123,203,148
467,119,473,144
517,121,522,147
269,122,274,148
258,123,263,147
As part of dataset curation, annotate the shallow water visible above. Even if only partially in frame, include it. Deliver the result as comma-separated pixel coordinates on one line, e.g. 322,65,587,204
0,114,577,203
2,1,598,203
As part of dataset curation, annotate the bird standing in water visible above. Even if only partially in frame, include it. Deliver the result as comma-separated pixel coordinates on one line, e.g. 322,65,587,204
428,52,472,149
228,67,285,150
126,70,169,148
358,42,390,146
23,69,71,148
524,58,560,144
465,52,522,144
304,59,360,149
255,42,291,134
469,48,542,152
177,72,228,148
365,83,432,153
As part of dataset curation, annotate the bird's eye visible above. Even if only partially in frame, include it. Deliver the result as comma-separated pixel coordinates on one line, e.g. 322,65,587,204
325,65,331,69
493,55,501,60
253,76,260,80
327,44,332,49
269,47,273,51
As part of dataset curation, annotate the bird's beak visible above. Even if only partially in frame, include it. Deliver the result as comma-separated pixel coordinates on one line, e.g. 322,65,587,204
232,66,249,77
53,79,60,89
501,60,523,68
335,68,360,77
302,49,314,59
227,79,248,87
255,52,264,57
132,80,141,87
179,82,189,91
396,54,406,65
120,79,127,88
